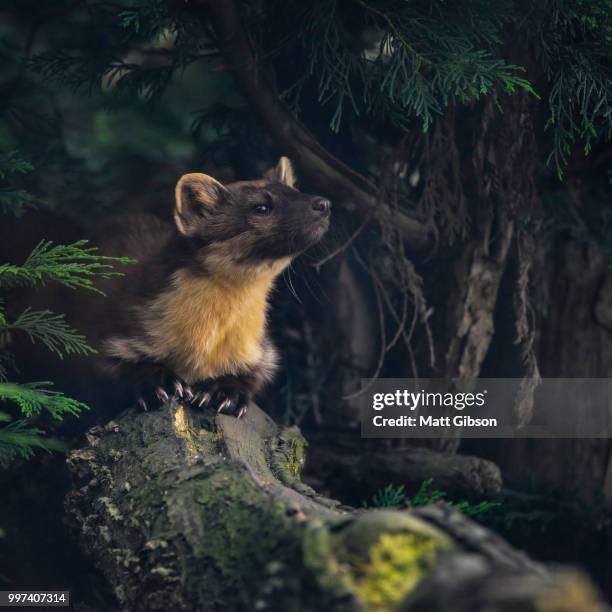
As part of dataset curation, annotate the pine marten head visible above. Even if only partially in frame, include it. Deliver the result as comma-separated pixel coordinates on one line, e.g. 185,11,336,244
173,157,330,276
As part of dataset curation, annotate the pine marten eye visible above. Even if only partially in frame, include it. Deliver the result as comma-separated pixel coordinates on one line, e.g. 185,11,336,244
253,203,273,215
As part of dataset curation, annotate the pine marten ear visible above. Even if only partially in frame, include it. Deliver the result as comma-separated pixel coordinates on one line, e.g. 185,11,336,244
174,173,228,235
264,156,296,188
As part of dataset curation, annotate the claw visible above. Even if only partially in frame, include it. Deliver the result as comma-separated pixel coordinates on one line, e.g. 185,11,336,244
137,397,149,412
198,392,211,408
184,385,194,400
217,397,233,414
237,403,248,419
155,386,169,402
174,380,184,398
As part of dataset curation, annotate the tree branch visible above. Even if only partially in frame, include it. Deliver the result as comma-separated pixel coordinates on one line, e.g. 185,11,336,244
190,0,430,250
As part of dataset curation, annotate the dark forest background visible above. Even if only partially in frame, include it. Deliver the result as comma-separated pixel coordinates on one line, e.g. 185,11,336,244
1,0,612,608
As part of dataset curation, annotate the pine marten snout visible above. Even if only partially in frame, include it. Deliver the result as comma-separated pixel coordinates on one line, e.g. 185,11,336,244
96,156,330,418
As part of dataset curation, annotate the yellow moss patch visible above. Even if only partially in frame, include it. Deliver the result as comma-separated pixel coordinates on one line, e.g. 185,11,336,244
303,512,453,611
353,532,439,610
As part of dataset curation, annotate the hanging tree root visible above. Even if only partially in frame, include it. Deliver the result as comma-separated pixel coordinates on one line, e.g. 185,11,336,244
65,402,607,612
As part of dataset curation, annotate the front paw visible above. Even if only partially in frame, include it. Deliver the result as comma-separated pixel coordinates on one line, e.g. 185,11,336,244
191,382,250,419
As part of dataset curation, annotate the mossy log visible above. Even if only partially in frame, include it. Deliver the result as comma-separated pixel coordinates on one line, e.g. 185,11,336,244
65,402,607,612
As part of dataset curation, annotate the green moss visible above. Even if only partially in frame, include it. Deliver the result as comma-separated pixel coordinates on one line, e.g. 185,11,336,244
190,469,273,572
302,520,347,595
353,532,439,610
167,463,308,609
303,511,454,611
268,426,307,484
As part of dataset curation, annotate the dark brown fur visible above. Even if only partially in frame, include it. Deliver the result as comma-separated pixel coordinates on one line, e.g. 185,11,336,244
70,157,330,416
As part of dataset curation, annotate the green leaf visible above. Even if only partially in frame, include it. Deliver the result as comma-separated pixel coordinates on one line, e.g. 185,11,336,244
2,308,95,358
363,484,408,508
0,382,88,420
0,151,33,180
0,240,135,292
0,151,36,216
0,416,65,469
362,478,501,519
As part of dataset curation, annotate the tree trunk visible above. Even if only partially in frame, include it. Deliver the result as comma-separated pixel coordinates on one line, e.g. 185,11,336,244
481,240,612,502
65,401,606,611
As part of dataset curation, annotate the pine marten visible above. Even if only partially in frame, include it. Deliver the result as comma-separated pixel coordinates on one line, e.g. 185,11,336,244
72,157,330,418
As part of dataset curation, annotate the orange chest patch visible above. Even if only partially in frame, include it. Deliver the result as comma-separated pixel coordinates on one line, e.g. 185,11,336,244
144,268,278,383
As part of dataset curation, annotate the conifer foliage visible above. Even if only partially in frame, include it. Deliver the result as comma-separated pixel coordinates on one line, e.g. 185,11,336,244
0,151,131,468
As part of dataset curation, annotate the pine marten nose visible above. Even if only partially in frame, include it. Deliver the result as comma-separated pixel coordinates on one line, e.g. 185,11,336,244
312,198,331,215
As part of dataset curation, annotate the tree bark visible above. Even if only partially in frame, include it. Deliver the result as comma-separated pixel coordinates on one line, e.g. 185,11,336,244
65,401,606,611
481,240,612,502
